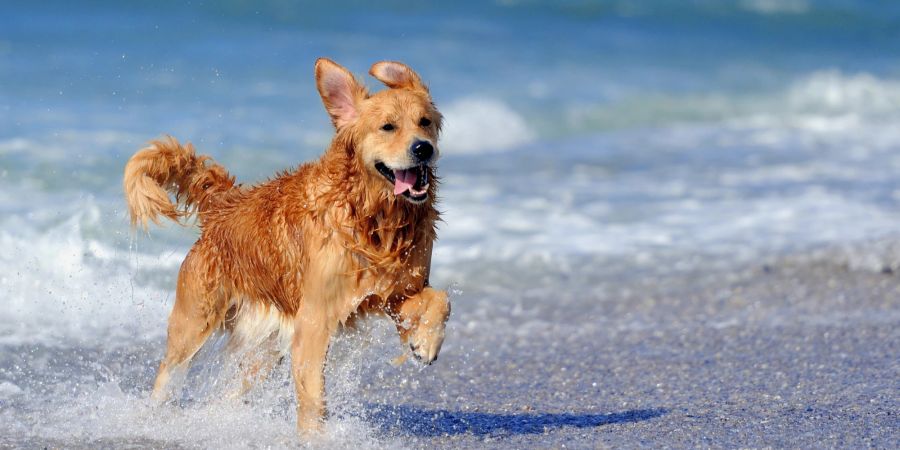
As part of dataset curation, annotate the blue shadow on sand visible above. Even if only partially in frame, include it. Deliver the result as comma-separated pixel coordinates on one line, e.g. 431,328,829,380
367,404,667,436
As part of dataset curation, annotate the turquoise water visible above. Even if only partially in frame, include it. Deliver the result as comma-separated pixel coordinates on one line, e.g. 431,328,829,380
2,1,900,447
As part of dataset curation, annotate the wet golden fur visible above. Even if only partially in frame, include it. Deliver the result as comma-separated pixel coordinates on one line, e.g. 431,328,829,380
123,59,450,434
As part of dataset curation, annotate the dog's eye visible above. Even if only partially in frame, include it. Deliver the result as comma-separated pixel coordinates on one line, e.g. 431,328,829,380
381,123,395,132
419,117,432,127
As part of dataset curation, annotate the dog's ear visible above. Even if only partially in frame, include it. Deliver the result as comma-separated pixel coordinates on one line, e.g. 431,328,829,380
369,61,428,93
315,58,366,129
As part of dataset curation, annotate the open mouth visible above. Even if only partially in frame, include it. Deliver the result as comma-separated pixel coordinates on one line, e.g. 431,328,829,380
375,162,429,202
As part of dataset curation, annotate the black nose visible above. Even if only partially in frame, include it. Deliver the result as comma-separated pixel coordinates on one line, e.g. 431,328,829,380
411,140,434,163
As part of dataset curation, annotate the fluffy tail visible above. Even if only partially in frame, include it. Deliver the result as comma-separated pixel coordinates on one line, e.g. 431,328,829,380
123,136,235,229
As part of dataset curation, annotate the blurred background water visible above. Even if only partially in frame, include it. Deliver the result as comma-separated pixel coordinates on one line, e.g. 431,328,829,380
1,0,900,447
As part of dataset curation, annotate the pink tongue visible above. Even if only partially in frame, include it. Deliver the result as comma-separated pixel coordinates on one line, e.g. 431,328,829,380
393,168,417,195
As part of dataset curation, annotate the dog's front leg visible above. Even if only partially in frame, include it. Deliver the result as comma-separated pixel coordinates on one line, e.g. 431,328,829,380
390,287,451,365
291,310,333,435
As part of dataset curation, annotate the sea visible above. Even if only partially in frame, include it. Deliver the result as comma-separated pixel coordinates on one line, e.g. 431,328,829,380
1,1,899,448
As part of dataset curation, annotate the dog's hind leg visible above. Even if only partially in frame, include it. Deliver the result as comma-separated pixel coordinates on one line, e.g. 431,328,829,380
218,302,292,399
151,250,227,404
228,335,284,399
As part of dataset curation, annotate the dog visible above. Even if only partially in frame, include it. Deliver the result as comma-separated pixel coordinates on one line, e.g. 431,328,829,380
123,58,450,434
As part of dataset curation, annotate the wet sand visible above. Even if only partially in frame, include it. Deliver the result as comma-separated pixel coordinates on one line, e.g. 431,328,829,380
365,246,900,448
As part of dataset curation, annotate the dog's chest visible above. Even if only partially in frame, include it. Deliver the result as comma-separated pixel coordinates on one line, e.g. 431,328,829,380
334,236,429,299
300,204,432,301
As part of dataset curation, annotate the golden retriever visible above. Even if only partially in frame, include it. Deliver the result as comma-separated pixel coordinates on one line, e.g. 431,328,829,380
123,58,450,434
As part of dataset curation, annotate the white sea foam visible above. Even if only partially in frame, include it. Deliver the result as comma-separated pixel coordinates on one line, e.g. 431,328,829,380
0,200,172,347
787,70,900,116
564,70,900,136
435,181,900,270
439,98,535,154
22,381,403,449
712,70,900,130
0,381,23,398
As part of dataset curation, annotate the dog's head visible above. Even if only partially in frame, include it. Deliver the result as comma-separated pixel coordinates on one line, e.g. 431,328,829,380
392,289,450,365
315,58,442,204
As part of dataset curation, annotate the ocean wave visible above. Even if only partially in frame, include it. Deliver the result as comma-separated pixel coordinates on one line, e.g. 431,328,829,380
0,203,170,346
787,70,900,115
440,98,535,154
436,182,900,265
739,0,809,15
561,69,900,135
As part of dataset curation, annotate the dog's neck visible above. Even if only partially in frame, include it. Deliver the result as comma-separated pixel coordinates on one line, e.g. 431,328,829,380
312,134,439,272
